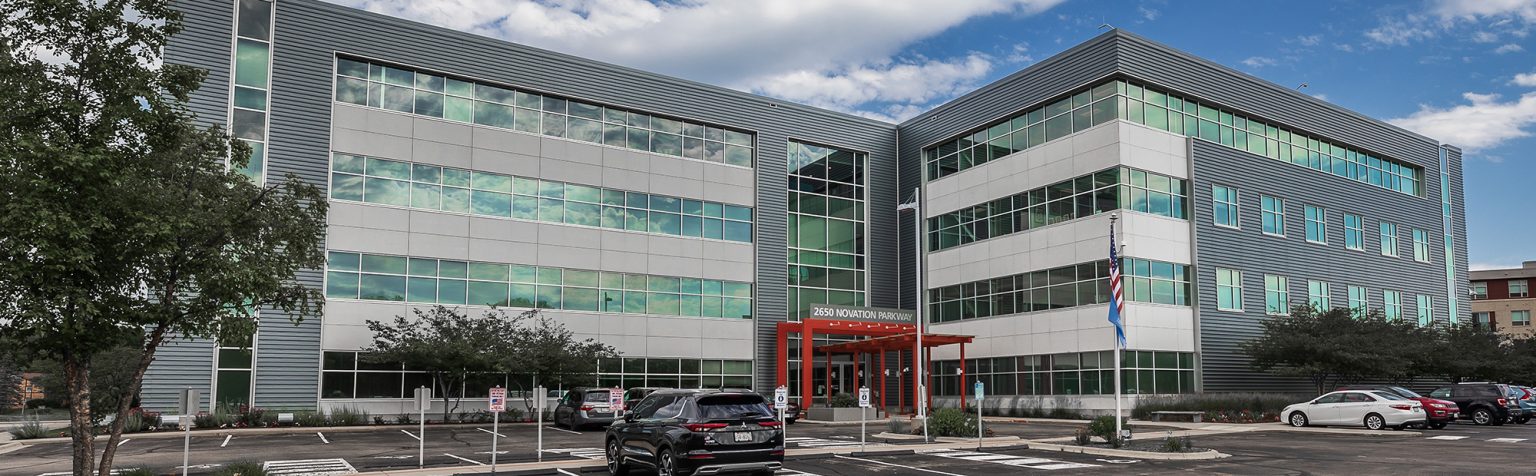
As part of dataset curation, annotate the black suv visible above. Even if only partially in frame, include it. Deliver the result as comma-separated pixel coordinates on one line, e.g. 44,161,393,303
606,389,783,476
1428,382,1523,426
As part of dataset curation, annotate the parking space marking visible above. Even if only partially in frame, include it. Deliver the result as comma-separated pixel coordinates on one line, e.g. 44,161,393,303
918,449,1101,471
476,428,506,438
117,439,130,447
317,432,329,444
556,470,581,476
1488,438,1527,443
785,436,860,448
443,453,485,466
1426,436,1468,440
777,469,823,476
542,447,605,460
833,455,966,476
546,426,582,435
262,458,356,476
221,435,232,447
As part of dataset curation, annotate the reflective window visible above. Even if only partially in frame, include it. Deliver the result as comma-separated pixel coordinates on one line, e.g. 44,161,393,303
788,141,867,318
1416,294,1433,326
1344,213,1365,250
329,153,752,243
326,251,753,319
926,168,1183,252
1260,195,1285,236
1513,280,1530,298
1349,285,1369,318
1514,310,1531,327
1308,280,1331,310
1383,290,1402,320
1212,185,1239,228
1412,229,1431,263
923,79,1424,197
928,258,1188,323
1216,267,1243,311
1304,205,1326,244
932,351,1196,396
1472,282,1488,299
1380,221,1399,257
1264,274,1289,315
228,0,274,183
334,58,754,168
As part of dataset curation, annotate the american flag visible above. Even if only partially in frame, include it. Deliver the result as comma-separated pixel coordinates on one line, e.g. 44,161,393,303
1108,222,1126,349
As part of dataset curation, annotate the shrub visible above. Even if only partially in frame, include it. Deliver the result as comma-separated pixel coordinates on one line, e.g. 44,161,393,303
1132,393,1304,421
1161,435,1192,453
238,407,271,427
395,413,414,425
122,409,162,433
24,398,51,409
215,460,267,476
294,410,328,427
887,417,908,434
8,420,49,439
504,408,523,421
926,408,977,437
195,404,241,429
829,393,857,408
1088,415,1126,447
373,416,387,425
1072,428,1091,446
329,406,369,426
117,468,157,476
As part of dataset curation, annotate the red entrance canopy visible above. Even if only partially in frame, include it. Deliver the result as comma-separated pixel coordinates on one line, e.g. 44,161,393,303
775,319,975,415
815,332,973,354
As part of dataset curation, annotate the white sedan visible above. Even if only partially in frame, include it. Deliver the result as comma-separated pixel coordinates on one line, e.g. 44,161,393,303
1282,390,1426,430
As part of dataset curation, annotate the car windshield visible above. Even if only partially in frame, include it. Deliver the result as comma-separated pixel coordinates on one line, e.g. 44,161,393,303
698,394,774,419
1371,392,1406,401
585,392,613,403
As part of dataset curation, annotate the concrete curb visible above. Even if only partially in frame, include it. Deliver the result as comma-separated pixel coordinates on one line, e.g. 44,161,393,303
0,442,23,455
7,422,505,444
935,435,1021,443
1123,420,1423,437
1026,441,1229,460
871,431,926,440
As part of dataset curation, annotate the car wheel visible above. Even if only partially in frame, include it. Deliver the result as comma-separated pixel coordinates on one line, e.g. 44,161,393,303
1289,412,1308,427
1472,408,1494,425
606,438,629,475
1364,413,1386,431
658,448,680,476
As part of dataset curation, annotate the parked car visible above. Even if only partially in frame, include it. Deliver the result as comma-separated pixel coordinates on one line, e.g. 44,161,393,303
1336,385,1459,429
555,387,622,430
622,387,663,415
1282,390,1426,430
1506,386,1535,424
606,389,784,476
1428,382,1521,426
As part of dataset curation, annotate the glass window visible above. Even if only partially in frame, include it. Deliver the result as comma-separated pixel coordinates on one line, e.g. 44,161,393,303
1260,195,1284,236
1212,185,1239,228
1383,290,1402,320
1380,221,1399,257
1416,294,1433,326
1264,274,1288,316
1348,285,1369,317
1412,229,1431,263
1514,310,1531,327
1472,282,1488,299
1217,267,1243,311
1512,280,1530,298
1304,205,1326,244
1344,214,1364,250
1308,280,1331,310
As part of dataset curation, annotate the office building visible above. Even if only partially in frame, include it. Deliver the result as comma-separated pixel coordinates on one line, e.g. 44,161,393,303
141,0,1469,414
1471,262,1536,337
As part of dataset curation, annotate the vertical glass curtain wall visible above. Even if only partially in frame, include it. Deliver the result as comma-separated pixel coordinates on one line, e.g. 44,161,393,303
787,141,867,318
334,58,755,168
229,0,273,182
922,79,1423,197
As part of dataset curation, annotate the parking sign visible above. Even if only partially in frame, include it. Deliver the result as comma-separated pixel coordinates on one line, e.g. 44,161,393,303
609,387,623,411
488,387,506,412
858,387,870,408
974,381,985,401
774,386,788,406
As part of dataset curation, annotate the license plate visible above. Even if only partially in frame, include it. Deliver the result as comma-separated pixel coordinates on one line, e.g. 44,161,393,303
734,432,752,442
595,407,609,413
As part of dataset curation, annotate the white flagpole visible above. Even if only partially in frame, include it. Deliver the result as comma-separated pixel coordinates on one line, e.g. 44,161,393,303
1111,213,1123,444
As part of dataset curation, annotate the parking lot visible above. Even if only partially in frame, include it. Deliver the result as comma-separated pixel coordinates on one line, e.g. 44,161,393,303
5,419,1536,475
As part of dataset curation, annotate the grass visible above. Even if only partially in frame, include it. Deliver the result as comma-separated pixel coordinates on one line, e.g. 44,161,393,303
0,408,68,422
7,420,57,440
214,460,267,476
327,406,369,426
1132,393,1308,423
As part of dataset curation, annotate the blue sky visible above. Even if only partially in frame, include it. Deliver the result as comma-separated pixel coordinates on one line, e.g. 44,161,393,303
335,0,1535,269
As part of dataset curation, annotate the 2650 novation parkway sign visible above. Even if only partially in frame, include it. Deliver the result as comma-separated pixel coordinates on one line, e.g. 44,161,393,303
807,304,917,325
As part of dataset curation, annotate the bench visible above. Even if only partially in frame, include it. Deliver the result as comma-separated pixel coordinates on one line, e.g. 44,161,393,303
1149,411,1204,423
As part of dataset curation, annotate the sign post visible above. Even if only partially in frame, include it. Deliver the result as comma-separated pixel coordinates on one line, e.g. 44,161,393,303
413,386,431,468
774,385,788,441
489,386,506,473
609,387,624,415
534,385,547,462
974,380,985,450
858,387,871,452
177,389,198,476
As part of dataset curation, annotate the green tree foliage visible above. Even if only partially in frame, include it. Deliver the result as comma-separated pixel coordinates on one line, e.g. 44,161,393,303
502,311,620,393
29,347,143,421
1241,305,1432,394
0,352,21,410
1427,322,1517,383
0,2,327,474
365,306,518,421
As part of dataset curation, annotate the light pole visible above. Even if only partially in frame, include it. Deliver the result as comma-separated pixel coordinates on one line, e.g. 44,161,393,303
896,187,927,441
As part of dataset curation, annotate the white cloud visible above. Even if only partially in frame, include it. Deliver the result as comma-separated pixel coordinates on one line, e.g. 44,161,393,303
749,54,995,121
334,0,1066,120
1138,5,1159,21
1514,71,1536,86
1005,43,1034,64
1311,93,1329,101
1434,0,1536,22
1240,56,1278,68
1471,30,1500,42
1365,15,1437,46
1496,43,1525,53
1335,43,1356,52
1389,91,1536,150
1366,0,1536,46
1296,34,1322,46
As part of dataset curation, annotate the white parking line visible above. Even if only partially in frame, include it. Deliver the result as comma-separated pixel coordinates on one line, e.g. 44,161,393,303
117,439,131,447
785,436,860,448
556,470,580,476
1427,435,1468,440
1488,438,1527,443
917,448,1101,470
833,455,966,476
317,432,329,444
221,435,232,447
541,448,605,460
476,428,506,438
443,453,485,466
546,425,582,435
400,429,421,441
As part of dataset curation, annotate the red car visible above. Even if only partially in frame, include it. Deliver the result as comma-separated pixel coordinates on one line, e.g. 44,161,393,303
1337,386,1458,429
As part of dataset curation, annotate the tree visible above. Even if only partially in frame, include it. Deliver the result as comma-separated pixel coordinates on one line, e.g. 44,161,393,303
1240,305,1423,394
0,352,22,410
364,306,517,421
0,2,328,474
1425,322,1512,383
28,347,144,421
505,311,619,392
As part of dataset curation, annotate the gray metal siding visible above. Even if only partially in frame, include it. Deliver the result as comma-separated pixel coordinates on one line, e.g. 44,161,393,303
1447,147,1471,323
141,0,234,413
165,0,899,396
1189,140,1451,393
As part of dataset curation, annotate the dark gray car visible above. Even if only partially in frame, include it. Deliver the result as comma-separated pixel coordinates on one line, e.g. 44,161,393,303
555,388,620,429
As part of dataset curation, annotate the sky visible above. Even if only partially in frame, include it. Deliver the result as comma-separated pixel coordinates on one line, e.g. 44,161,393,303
330,0,1536,270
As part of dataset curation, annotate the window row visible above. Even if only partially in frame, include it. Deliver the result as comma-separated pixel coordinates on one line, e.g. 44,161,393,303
932,351,1196,396
325,251,754,319
331,153,754,243
335,58,755,168
1218,268,1440,326
924,79,1424,197
319,352,753,399
928,167,1188,252
1210,186,1433,263
1470,279,1530,300
927,258,1190,323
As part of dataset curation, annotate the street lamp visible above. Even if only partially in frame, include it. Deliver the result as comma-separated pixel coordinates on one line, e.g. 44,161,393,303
897,188,927,441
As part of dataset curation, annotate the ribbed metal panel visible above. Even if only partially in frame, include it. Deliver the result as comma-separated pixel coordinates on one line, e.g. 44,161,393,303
1189,141,1450,392
1447,146,1471,322
160,0,899,396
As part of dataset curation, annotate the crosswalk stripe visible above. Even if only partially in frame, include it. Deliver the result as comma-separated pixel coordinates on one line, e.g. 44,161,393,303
954,454,1022,461
1488,438,1527,443
999,458,1060,466
1029,463,1101,470
1427,435,1468,440
261,459,355,476
919,449,1100,471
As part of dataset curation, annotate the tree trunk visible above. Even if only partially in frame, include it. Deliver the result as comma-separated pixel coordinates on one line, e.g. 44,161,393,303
97,328,164,475
64,355,94,476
